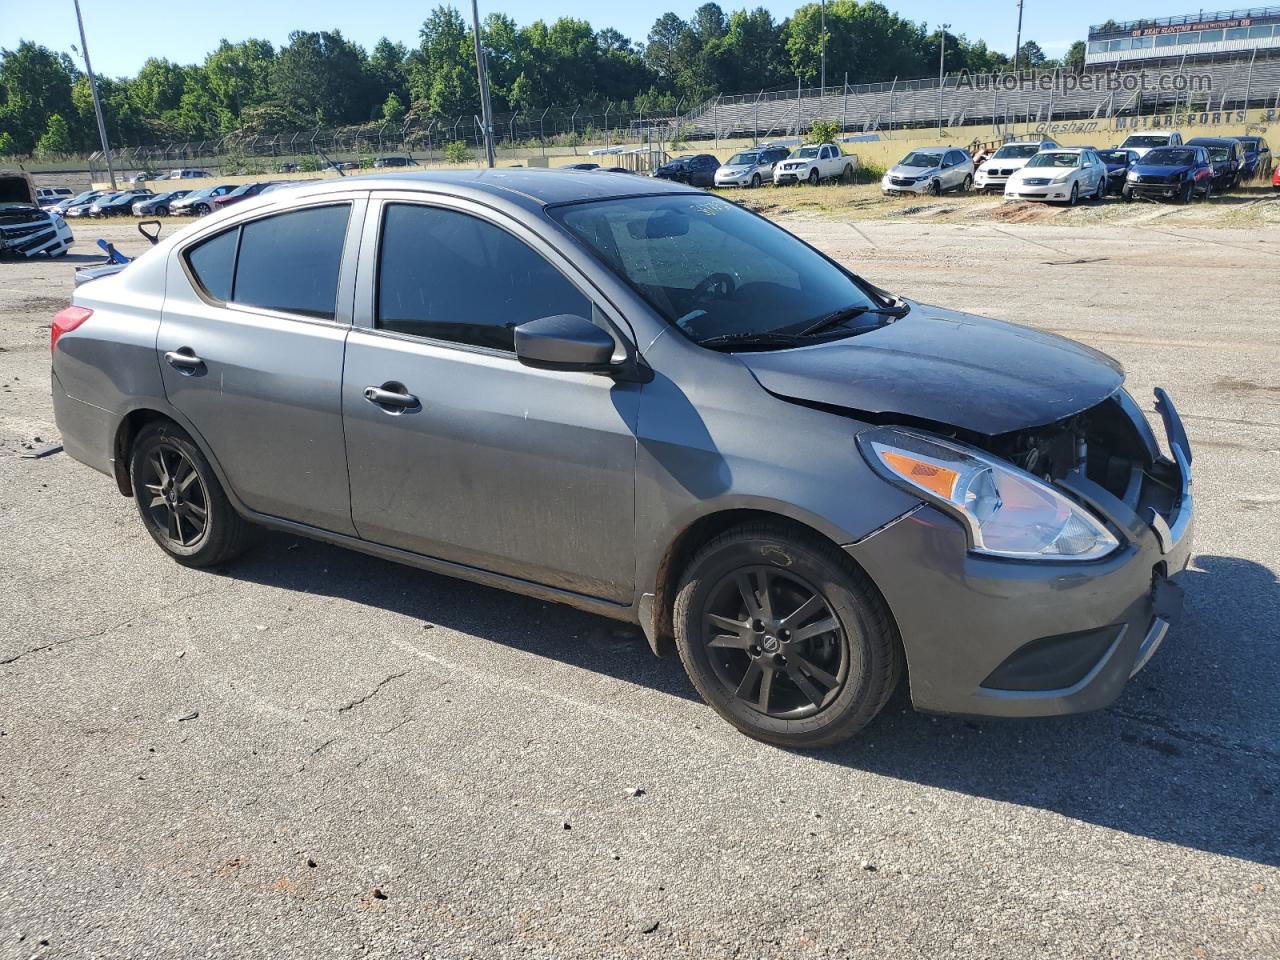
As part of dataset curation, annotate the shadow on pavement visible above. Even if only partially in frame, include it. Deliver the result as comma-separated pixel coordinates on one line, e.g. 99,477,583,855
224,537,1280,867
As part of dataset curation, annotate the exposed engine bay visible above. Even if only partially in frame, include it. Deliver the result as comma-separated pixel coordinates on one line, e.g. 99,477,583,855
0,170,74,258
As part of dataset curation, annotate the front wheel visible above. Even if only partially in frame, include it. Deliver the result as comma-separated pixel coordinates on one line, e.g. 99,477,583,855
750,173,761,188
929,179,942,196
155,205,169,216
195,203,210,215
807,168,819,186
129,421,255,568
1202,181,1213,202
673,523,903,749
1067,182,1079,206
1122,186,1134,202
1178,182,1194,204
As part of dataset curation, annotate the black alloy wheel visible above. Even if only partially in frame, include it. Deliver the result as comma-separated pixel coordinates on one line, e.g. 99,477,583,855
138,444,210,550
701,566,847,719
129,421,254,567
673,522,903,748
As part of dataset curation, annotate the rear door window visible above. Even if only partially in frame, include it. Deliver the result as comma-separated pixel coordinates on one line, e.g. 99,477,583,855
183,203,350,318
376,203,591,352
186,229,238,302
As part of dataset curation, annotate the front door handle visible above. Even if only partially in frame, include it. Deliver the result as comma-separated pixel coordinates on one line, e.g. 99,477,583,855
363,384,419,410
164,348,205,373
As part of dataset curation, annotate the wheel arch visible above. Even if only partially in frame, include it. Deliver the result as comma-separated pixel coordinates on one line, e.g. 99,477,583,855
111,405,242,513
642,506,898,660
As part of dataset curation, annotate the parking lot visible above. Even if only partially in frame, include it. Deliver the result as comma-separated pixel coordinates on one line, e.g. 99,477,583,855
2,216,1278,958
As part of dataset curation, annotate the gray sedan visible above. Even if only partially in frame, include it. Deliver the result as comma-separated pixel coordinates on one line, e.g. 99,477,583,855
50,171,1194,748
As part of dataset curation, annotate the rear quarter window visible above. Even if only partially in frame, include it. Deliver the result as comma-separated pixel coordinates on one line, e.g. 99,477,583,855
185,229,238,302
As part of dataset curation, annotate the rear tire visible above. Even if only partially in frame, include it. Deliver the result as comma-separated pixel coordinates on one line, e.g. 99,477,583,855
129,421,254,568
673,522,903,749
961,174,973,192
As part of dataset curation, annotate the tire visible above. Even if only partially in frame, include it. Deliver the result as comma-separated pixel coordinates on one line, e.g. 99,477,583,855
807,168,819,186
1178,182,1193,204
750,173,761,188
1202,181,1213,202
1094,177,1105,201
842,163,853,183
195,203,210,215
1067,182,1079,206
128,421,254,568
928,179,941,196
961,174,973,192
156,205,169,216
1122,186,1134,202
673,522,903,749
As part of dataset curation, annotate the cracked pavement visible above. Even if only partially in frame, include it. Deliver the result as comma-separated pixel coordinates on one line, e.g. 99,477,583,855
1,220,1278,959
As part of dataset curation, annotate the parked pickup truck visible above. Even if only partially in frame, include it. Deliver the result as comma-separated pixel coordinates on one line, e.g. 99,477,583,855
773,143,856,185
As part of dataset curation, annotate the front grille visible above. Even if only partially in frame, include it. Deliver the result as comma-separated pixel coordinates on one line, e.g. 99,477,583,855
1023,178,1051,186
0,223,46,240
890,177,916,186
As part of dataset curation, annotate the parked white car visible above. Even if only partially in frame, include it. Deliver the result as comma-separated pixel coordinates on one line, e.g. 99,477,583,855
974,140,1058,193
1117,132,1183,159
773,143,855,185
0,170,73,258
714,145,791,188
35,186,74,207
882,147,974,196
1004,148,1108,205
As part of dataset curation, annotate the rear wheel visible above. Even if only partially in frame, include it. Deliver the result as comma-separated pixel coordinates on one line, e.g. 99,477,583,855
961,174,973,192
673,523,903,749
842,163,853,183
1094,177,1105,201
129,421,254,568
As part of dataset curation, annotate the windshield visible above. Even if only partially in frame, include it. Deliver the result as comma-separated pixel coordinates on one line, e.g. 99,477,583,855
795,146,820,159
1026,153,1080,169
1202,145,1230,161
727,152,761,166
900,151,943,168
1122,136,1169,148
68,191,97,204
993,144,1040,159
1144,148,1195,165
550,194,882,347
1097,150,1129,164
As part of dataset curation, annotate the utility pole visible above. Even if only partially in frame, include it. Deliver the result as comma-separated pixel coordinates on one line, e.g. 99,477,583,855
470,0,495,167
1014,0,1025,72
938,24,950,137
72,0,116,189
820,0,827,92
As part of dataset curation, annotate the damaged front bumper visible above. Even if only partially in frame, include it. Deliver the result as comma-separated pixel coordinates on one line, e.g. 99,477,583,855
0,211,74,258
848,388,1194,718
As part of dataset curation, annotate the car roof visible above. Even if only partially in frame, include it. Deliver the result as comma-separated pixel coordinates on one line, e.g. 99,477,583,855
1185,137,1237,144
286,169,698,208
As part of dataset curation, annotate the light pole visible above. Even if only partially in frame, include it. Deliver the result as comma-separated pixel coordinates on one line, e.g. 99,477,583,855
1014,0,1025,72
72,0,116,189
470,0,495,167
938,23,950,136
820,0,827,92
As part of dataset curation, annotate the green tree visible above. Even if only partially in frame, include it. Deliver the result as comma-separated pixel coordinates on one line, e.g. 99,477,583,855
36,112,72,156
444,139,470,162
0,42,79,154
382,92,406,121
0,131,17,156
807,118,839,143
272,30,375,125
132,57,186,116
1062,41,1087,73
1017,40,1047,69
204,38,275,119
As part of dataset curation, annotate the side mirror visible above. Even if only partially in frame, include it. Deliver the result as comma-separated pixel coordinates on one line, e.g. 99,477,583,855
514,314,616,373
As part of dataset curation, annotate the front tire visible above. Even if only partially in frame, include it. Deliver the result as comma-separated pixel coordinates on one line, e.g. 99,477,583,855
673,523,903,749
195,203,210,215
1067,182,1079,206
750,173,761,188
155,205,169,216
129,421,254,568
807,168,819,186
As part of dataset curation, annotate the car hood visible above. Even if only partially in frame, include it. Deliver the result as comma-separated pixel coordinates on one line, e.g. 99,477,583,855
717,164,756,175
0,170,38,207
887,164,940,178
986,156,1034,170
736,301,1124,436
1132,162,1192,176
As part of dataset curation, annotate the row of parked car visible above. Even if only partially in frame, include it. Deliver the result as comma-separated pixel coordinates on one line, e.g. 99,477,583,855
880,131,1274,205
640,143,859,188
49,180,304,220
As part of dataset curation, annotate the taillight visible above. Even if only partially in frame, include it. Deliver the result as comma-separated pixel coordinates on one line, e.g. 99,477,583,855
51,306,92,354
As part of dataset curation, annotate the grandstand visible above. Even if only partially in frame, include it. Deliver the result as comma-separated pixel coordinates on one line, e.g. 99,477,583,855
1086,7,1280,67
677,54,1280,141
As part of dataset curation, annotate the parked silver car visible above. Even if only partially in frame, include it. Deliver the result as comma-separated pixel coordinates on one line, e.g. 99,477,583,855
882,147,975,196
714,145,791,188
51,171,1193,748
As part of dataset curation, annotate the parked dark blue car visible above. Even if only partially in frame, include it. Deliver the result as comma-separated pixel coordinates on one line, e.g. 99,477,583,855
1096,149,1138,194
1235,136,1272,180
1185,137,1245,188
1122,146,1214,202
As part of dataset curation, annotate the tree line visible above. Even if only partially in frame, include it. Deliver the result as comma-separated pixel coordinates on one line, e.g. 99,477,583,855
0,0,1084,157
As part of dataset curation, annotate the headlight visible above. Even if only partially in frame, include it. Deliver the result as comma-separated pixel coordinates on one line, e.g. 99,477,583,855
857,427,1119,561
1126,170,1139,180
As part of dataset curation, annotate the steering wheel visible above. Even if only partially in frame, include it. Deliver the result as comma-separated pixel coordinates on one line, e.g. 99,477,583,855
693,272,736,303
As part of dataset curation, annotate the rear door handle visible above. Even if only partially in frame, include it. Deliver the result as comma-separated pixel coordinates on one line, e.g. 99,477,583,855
164,348,205,373
363,385,419,410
